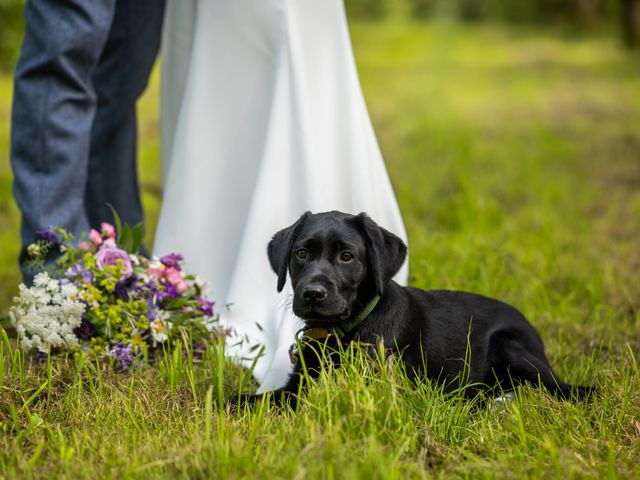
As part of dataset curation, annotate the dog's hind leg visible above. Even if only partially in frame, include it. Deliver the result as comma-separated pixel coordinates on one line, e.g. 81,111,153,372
498,338,594,400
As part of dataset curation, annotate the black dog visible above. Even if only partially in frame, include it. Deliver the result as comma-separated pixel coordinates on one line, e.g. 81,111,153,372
234,211,593,406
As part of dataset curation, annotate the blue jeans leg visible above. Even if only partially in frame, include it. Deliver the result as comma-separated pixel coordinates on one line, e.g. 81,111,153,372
11,0,117,278
85,0,166,231
11,0,165,280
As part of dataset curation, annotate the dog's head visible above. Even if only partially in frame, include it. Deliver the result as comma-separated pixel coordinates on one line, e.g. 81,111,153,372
268,211,406,323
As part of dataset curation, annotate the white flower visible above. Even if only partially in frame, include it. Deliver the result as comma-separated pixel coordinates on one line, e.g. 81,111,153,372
148,258,163,270
137,272,151,284
60,283,78,297
150,320,168,344
63,333,79,348
33,272,50,288
150,311,171,344
50,292,63,305
46,277,59,292
9,272,85,353
20,337,32,351
27,243,41,257
16,324,25,337
45,332,63,345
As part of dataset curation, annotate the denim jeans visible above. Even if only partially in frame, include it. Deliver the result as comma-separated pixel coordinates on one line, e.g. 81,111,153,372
11,0,165,281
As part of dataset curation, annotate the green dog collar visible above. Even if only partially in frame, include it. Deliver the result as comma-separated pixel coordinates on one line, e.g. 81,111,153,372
289,294,382,364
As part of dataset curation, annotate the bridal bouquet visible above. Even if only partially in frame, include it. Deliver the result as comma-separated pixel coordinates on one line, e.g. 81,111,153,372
9,215,220,369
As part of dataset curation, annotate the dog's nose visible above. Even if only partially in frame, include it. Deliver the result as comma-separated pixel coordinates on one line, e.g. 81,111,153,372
302,284,327,302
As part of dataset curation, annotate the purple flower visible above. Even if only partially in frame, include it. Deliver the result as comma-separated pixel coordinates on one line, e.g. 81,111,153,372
192,345,206,362
83,270,94,284
110,343,133,371
73,318,97,341
36,226,61,247
66,263,94,285
157,283,180,302
113,277,135,300
197,297,215,317
95,242,133,278
146,302,158,322
141,281,159,300
160,253,183,270
66,264,82,277
36,350,49,363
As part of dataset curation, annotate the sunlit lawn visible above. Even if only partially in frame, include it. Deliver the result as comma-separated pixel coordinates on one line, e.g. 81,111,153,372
1,20,639,478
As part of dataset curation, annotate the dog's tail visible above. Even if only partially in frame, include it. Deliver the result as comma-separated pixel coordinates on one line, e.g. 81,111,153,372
541,377,597,400
500,337,597,400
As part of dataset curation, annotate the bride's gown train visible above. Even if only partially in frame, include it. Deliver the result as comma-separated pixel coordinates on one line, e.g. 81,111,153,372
155,0,408,390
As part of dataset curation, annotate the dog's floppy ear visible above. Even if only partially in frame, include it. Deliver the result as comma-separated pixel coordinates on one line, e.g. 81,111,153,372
267,212,311,292
354,212,407,295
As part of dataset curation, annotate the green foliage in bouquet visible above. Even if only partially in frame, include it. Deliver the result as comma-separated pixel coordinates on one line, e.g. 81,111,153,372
9,214,222,369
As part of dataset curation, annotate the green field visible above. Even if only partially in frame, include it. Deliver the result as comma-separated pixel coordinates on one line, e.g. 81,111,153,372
1,21,639,478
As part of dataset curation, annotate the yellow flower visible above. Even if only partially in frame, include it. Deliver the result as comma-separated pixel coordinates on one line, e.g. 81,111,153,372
137,319,149,330
84,252,97,267
100,276,118,292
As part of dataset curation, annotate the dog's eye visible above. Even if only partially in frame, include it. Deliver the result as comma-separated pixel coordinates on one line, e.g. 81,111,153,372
339,251,354,262
295,249,307,259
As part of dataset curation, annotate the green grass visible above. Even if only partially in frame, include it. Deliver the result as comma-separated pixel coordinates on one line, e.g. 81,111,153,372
1,20,640,478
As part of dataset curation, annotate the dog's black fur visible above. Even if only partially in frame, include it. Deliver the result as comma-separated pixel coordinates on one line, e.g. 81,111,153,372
233,211,594,406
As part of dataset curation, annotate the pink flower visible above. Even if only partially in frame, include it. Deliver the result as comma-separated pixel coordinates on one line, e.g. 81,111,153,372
176,281,188,294
147,266,164,279
79,241,90,251
164,267,188,294
95,243,133,278
164,267,184,286
101,222,116,239
89,229,103,246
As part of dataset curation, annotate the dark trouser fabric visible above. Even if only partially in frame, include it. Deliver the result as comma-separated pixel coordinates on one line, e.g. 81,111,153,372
11,0,165,281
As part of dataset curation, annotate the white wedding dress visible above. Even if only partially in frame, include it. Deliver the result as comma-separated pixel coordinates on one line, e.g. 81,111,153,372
154,0,408,390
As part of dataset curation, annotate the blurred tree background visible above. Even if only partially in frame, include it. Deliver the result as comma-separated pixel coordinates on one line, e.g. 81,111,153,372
342,0,638,46
1,0,639,72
